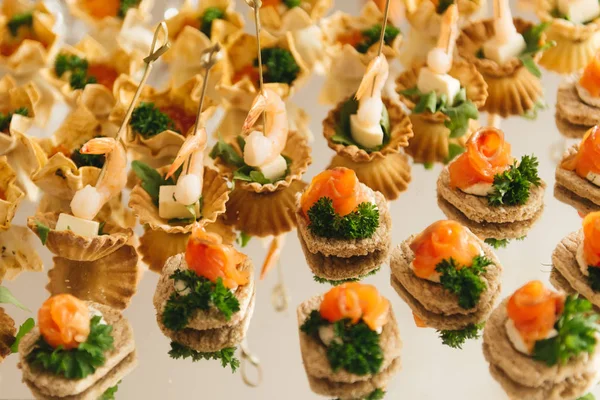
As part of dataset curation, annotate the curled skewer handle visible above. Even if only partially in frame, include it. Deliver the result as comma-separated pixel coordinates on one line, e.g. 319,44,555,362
245,0,263,8
240,341,263,388
271,261,290,313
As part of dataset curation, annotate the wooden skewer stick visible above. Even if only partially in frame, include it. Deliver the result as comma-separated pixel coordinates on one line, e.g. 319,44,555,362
245,0,267,130
437,4,459,58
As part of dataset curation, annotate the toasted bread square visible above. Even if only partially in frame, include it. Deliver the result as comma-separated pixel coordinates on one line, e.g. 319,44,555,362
556,146,600,208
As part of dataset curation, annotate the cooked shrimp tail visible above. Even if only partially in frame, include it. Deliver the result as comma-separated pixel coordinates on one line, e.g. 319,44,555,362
166,130,207,179
355,56,389,101
242,93,268,134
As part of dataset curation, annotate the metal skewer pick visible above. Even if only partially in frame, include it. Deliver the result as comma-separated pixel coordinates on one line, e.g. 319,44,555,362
371,0,391,96
245,0,267,130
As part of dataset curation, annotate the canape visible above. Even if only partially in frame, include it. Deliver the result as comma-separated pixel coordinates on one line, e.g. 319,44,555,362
0,226,43,282
154,227,255,372
110,75,216,167
0,0,58,76
483,280,600,400
390,220,503,348
0,155,24,231
556,126,600,216
216,31,309,111
297,282,402,399
396,4,487,166
295,167,392,285
555,52,600,139
457,0,551,118
319,2,402,105
322,50,413,201
17,294,137,400
210,89,311,237
437,127,545,247
535,0,600,74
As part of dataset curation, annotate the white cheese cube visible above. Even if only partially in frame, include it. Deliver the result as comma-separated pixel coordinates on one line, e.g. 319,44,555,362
350,114,384,149
417,67,461,105
259,155,288,181
483,33,526,65
159,185,199,220
559,0,600,24
55,213,99,238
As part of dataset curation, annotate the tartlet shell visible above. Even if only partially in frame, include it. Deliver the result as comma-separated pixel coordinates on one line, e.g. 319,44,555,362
0,225,43,283
0,155,24,231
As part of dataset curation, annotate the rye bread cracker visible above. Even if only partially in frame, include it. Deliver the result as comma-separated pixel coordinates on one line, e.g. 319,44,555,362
550,267,577,296
554,183,600,217
158,291,255,353
25,351,138,400
295,189,392,258
306,357,402,400
437,167,546,224
390,236,502,318
555,113,589,139
437,195,543,240
556,146,600,207
153,253,255,331
298,230,388,281
297,295,402,384
483,299,600,391
19,303,135,399
556,82,600,128
552,231,600,307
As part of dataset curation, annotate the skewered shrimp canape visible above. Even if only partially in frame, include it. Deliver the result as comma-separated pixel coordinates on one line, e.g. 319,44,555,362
535,0,600,74
556,51,600,139
153,226,255,371
319,2,402,105
437,127,545,247
0,0,59,77
552,212,600,309
457,0,552,119
14,294,137,399
295,167,392,285
390,220,503,348
483,281,600,400
396,4,487,166
556,126,600,216
297,282,402,399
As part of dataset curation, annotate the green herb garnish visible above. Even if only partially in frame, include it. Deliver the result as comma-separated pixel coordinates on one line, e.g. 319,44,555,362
436,0,455,13
330,96,390,152
522,99,547,120
438,323,483,349
488,155,541,207
284,0,301,7
256,47,300,85
7,12,33,37
10,318,35,353
162,269,240,331
313,268,381,286
99,382,120,400
237,232,252,247
445,143,466,164
53,54,98,90
533,295,599,366
355,24,401,54
484,236,526,249
131,160,175,206
518,22,555,78
0,286,29,311
435,255,493,309
307,197,379,240
26,316,114,379
577,394,596,400
71,144,105,169
34,221,50,246
587,267,600,292
200,7,225,37
168,342,239,372
69,69,97,90
130,102,177,139
334,388,386,400
118,0,141,18
0,107,28,133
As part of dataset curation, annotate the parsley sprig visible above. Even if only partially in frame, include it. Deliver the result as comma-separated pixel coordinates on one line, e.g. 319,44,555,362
7,12,33,37
10,318,35,353
118,0,141,18
335,388,386,400
330,96,391,152
256,48,300,85
301,311,384,376
0,107,28,133
488,155,541,207
518,23,555,78
168,342,240,372
199,7,225,37
438,323,483,349
533,295,600,366
307,197,379,240
53,54,97,90
400,86,478,140
313,268,380,286
588,267,600,292
26,316,114,379
130,102,178,139
162,269,241,331
131,160,175,205
99,382,120,400
484,236,525,250
355,24,401,54
435,255,493,309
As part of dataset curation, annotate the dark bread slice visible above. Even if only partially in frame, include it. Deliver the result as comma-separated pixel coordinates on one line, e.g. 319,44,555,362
19,303,135,398
554,183,600,217
153,253,255,331
555,113,589,139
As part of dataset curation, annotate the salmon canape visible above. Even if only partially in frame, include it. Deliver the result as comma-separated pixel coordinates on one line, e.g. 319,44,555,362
556,126,600,216
556,52,600,139
551,211,600,308
153,226,255,371
297,283,402,399
437,126,545,248
483,281,600,400
16,294,137,399
295,167,392,285
390,220,503,348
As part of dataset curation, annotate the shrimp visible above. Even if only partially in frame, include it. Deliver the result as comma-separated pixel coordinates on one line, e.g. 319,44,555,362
165,128,208,206
426,4,458,74
70,137,127,220
354,55,389,129
241,89,288,168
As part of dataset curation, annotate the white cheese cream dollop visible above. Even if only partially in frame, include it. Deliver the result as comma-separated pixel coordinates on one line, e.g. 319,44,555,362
459,182,495,197
576,82,600,109
504,318,558,355
174,279,192,296
88,305,107,326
